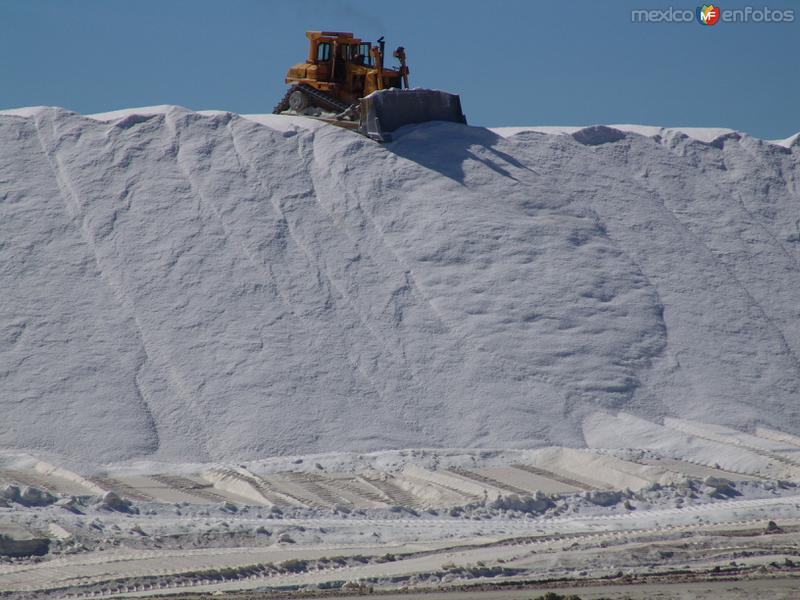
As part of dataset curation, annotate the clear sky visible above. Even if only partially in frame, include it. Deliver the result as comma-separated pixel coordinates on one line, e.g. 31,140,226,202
1,0,797,138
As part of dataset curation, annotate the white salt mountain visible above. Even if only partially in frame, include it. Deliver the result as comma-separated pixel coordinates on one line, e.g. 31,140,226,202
1,105,799,464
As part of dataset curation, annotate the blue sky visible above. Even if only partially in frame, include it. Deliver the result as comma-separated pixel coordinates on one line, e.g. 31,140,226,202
0,0,797,138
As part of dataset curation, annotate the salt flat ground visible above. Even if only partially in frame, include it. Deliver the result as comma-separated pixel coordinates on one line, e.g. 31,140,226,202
193,577,800,600
2,412,800,598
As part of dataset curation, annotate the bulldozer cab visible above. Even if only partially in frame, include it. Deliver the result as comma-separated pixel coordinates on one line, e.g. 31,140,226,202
307,32,363,83
284,31,399,105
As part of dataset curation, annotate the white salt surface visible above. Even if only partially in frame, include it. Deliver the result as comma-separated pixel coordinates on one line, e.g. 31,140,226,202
0,106,799,464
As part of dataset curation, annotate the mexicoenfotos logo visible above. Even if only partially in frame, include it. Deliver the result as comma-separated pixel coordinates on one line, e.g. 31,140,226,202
697,4,721,25
631,4,795,23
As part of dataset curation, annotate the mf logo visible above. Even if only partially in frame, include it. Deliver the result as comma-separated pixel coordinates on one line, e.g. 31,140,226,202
697,4,721,25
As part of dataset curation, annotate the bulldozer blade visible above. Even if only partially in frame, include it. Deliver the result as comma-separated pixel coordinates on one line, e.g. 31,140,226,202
359,89,467,142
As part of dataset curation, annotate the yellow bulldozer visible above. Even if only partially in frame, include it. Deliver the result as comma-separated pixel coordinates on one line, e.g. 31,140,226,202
273,31,466,141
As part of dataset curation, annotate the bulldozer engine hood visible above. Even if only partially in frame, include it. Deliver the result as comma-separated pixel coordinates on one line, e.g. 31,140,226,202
286,64,311,80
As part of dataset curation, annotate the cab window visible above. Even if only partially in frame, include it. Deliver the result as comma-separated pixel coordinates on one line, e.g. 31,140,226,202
349,44,364,65
359,43,372,66
316,42,331,62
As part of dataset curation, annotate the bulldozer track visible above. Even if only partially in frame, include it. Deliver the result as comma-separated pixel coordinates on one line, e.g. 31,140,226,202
0,469,60,494
273,84,354,116
511,464,594,492
302,474,394,507
272,86,295,114
203,467,293,507
278,472,343,507
360,476,419,507
86,476,154,501
224,469,299,507
149,475,228,503
246,480,297,508
448,467,530,495
336,477,392,506
222,470,321,509
664,421,800,470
